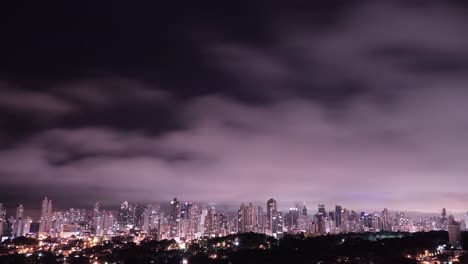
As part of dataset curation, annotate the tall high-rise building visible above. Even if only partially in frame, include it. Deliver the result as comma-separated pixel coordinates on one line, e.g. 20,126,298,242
188,204,200,240
203,207,215,237
257,206,265,233
117,201,134,229
341,208,349,232
39,197,52,236
134,204,146,228
0,203,6,236
181,202,193,220
213,212,229,237
169,198,180,237
92,202,101,235
440,208,449,230
301,203,308,217
315,205,327,234
199,208,208,235
0,203,6,221
287,207,299,230
266,199,277,234
142,203,160,234
237,203,257,233
371,213,381,232
16,204,24,219
448,217,461,246
382,208,390,231
335,205,342,228
272,211,283,237
318,204,326,217
101,210,114,235
22,217,32,236
13,204,25,237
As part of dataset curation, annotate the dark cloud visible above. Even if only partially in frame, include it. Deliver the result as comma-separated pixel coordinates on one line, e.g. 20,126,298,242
0,83,75,116
1,1,468,215
370,45,468,74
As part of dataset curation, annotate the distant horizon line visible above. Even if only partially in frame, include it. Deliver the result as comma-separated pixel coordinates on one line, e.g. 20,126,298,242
2,196,467,218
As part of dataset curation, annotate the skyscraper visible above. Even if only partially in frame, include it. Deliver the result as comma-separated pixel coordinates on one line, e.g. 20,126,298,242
13,204,25,237
382,208,390,231
92,202,101,235
266,198,277,234
22,217,32,236
188,204,200,240
272,211,283,237
169,198,180,237
335,205,342,228
287,207,299,230
318,204,326,216
257,206,265,233
39,197,52,236
237,203,257,233
203,207,215,237
0,203,5,221
213,212,229,237
16,204,24,219
101,210,114,235
448,217,461,246
316,205,327,234
0,203,6,236
440,208,449,231
181,202,193,220
199,208,208,236
117,201,134,229
301,203,308,217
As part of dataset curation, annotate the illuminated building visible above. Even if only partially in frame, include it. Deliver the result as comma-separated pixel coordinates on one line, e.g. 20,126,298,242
21,217,32,236
101,210,114,235
272,211,283,237
169,198,180,237
297,214,309,233
92,202,101,235
203,207,215,237
199,208,208,236
382,208,390,231
188,204,200,240
117,201,134,229
286,207,299,231
60,224,80,238
371,213,381,232
39,197,52,236
133,204,147,229
318,204,326,217
0,203,5,220
266,198,277,234
301,203,308,217
340,208,349,233
448,216,461,246
0,204,5,236
237,203,257,233
213,212,229,237
181,202,192,221
13,204,24,237
256,206,265,233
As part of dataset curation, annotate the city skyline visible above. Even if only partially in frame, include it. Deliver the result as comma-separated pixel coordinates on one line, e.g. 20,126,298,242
1,196,465,243
3,2,468,213
1,196,468,222
1,197,466,264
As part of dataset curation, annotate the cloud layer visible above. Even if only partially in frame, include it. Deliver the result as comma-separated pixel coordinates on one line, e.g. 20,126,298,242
1,1,468,213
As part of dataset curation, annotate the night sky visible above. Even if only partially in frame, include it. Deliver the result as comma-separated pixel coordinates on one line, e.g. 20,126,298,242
1,1,468,213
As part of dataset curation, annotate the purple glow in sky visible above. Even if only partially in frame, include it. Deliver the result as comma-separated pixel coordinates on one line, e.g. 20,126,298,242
1,1,468,212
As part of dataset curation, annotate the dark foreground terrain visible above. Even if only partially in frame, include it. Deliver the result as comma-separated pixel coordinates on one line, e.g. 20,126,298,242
1,231,468,264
